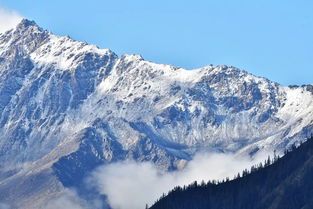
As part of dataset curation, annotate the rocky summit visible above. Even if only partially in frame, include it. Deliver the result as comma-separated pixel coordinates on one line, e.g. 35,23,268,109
0,19,312,208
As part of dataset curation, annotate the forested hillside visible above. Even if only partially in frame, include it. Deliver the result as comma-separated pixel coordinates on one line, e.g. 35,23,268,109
150,137,313,209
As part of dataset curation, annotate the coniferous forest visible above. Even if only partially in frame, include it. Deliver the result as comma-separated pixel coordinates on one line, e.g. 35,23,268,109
150,137,313,209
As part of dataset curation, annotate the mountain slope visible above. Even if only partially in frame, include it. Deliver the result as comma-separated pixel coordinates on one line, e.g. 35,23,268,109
0,19,312,208
150,136,313,209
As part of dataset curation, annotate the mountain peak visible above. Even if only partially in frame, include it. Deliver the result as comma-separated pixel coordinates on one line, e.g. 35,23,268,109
19,19,37,27
121,54,144,62
16,19,40,30
2,18,49,53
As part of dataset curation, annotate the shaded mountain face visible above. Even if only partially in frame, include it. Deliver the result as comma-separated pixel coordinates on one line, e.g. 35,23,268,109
0,19,312,208
150,137,313,209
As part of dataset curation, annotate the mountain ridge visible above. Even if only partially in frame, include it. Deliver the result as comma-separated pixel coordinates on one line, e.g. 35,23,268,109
0,19,312,208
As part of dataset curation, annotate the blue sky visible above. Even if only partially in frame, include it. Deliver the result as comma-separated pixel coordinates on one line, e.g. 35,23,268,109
0,0,312,85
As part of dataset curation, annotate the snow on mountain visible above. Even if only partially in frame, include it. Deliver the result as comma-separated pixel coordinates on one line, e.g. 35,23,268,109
0,19,312,208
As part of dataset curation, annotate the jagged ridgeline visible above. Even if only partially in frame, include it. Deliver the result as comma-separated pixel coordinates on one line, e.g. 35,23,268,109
0,19,313,208
150,137,313,209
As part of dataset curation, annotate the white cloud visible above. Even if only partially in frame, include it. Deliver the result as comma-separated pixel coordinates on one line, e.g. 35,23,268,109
0,7,22,34
41,151,271,209
90,151,271,209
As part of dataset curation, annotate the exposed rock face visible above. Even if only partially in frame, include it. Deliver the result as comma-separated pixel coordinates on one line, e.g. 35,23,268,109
0,19,312,208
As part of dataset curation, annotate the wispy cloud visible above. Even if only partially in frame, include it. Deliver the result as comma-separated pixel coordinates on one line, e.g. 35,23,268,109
0,7,22,34
89,151,271,209
42,151,271,209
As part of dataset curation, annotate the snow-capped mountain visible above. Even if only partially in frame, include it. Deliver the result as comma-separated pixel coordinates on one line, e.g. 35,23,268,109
0,19,312,208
